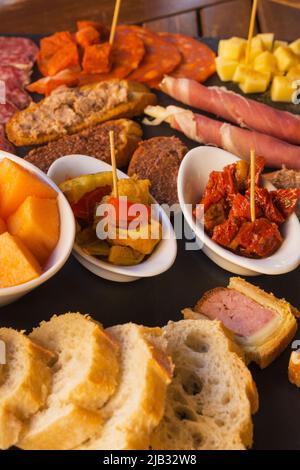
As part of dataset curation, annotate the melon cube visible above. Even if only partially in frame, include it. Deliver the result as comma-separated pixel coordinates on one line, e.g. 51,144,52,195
7,196,60,265
0,218,6,234
239,70,271,94
274,46,298,73
271,76,295,103
247,37,265,62
273,40,288,51
289,39,300,57
256,33,274,52
218,37,246,61
287,66,300,81
0,159,57,219
215,57,239,81
253,51,278,76
0,232,41,288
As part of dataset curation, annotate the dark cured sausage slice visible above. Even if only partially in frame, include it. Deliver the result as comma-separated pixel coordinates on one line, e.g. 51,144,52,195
124,26,181,85
0,37,38,69
159,33,216,83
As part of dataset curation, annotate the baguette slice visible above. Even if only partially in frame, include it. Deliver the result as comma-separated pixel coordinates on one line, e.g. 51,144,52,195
188,277,298,369
288,351,300,387
6,80,156,146
18,313,120,450
25,119,143,173
0,328,55,449
77,323,173,450
150,319,258,451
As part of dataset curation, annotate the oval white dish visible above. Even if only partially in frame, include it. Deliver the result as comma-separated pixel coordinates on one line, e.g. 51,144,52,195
48,155,177,282
0,150,75,306
177,146,300,276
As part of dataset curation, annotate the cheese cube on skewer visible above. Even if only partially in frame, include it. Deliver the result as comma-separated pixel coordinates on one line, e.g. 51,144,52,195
274,46,298,73
239,70,271,94
253,51,278,76
215,57,239,81
289,39,300,57
218,37,246,61
233,64,252,83
256,33,274,52
248,37,265,62
287,66,300,81
271,76,294,102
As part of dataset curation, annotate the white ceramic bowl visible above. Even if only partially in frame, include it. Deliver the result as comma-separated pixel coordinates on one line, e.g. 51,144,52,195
48,155,177,282
0,151,75,306
178,146,300,276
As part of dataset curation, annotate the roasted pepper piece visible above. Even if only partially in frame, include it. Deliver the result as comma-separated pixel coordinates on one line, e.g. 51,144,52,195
108,245,144,266
59,172,113,204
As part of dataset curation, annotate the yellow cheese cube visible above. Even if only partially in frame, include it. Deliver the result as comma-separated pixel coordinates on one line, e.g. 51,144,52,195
253,51,278,76
287,66,300,81
256,33,274,52
239,70,271,94
289,39,300,57
215,57,239,81
271,76,294,102
246,37,265,62
218,37,246,61
233,64,252,83
273,40,288,51
274,46,298,73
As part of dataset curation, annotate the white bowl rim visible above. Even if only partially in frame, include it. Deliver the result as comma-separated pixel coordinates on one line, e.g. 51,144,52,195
47,154,177,278
0,150,76,296
178,146,300,275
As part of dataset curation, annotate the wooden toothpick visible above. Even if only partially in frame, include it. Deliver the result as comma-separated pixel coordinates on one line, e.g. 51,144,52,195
250,148,256,223
245,0,258,65
109,130,118,198
109,0,122,46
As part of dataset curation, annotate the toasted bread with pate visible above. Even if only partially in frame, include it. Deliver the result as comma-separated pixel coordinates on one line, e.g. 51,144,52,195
6,80,156,146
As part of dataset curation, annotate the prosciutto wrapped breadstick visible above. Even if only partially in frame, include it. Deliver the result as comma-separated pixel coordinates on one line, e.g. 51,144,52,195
144,105,300,170
160,76,300,146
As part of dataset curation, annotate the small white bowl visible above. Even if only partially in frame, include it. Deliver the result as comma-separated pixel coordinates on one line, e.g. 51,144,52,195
0,151,75,306
178,146,300,276
48,155,177,282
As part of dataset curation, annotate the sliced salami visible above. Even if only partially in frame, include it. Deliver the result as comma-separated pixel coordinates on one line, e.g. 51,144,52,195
0,37,38,69
0,65,30,87
4,82,31,109
78,27,145,85
122,26,181,85
0,101,18,124
159,33,216,83
0,124,15,153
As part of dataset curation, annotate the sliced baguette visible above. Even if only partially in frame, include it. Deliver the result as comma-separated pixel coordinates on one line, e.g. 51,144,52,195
17,313,120,450
0,328,55,449
6,80,156,146
150,319,258,451
288,351,300,387
77,323,173,450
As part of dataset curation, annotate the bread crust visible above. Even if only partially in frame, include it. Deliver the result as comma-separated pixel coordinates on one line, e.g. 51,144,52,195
288,351,300,387
6,80,156,147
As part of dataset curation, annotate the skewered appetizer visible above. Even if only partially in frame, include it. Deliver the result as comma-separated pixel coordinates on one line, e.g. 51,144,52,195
216,34,300,101
60,172,162,266
194,157,300,258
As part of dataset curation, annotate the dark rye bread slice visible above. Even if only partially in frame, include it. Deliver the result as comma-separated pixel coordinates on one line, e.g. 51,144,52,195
25,119,142,173
128,136,187,206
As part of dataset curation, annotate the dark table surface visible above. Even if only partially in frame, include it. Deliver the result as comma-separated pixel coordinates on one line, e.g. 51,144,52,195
1,36,300,451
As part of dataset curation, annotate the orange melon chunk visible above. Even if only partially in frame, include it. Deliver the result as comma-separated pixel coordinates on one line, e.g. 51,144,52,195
0,218,6,234
0,158,57,219
0,233,41,288
7,196,60,265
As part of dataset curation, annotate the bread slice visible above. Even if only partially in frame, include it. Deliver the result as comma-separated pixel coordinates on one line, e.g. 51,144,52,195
0,328,55,449
17,313,120,450
24,119,142,172
288,351,300,387
188,277,298,369
77,323,173,450
150,319,258,451
6,80,157,146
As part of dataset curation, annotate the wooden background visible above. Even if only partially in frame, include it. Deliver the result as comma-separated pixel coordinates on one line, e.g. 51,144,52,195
0,0,299,40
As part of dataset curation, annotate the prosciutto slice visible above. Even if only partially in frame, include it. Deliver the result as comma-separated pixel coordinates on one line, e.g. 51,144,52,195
144,105,300,170
160,76,300,146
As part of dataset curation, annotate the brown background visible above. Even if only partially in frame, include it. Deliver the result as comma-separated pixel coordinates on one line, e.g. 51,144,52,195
0,0,299,40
